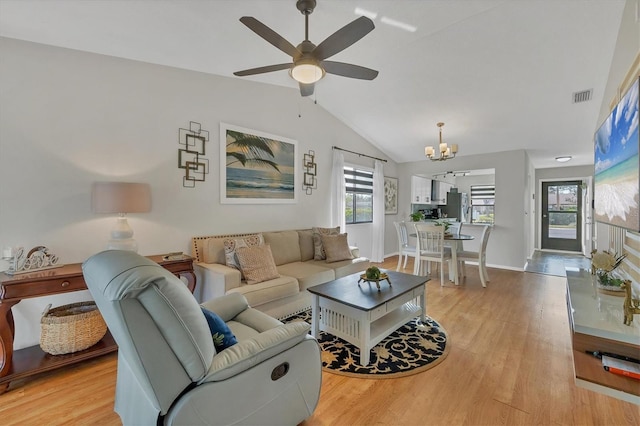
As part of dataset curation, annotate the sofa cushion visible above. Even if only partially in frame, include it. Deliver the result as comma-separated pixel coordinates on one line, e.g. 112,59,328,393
307,257,370,279
235,244,280,285
227,276,299,308
297,229,315,261
200,307,238,352
277,262,335,291
321,233,354,263
262,231,301,266
223,234,264,277
312,226,340,260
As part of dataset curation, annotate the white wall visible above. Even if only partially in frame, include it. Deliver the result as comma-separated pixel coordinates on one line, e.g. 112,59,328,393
0,37,400,349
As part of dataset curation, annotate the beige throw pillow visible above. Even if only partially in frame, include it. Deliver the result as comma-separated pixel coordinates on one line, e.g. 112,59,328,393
235,244,280,285
312,226,340,260
223,234,264,277
321,233,354,263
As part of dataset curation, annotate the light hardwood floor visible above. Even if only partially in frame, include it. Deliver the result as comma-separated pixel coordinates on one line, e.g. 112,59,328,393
1,257,638,425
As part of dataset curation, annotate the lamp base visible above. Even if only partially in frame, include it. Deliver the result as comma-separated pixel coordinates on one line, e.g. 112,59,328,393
107,238,138,252
107,216,139,252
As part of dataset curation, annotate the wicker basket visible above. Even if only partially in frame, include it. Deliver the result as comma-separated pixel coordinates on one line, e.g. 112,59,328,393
40,301,107,355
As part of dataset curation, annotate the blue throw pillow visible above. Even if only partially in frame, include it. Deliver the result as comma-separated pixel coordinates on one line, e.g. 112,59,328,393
200,307,238,352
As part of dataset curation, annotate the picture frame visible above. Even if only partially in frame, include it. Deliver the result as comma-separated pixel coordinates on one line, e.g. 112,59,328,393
384,176,398,214
220,123,298,204
594,77,639,232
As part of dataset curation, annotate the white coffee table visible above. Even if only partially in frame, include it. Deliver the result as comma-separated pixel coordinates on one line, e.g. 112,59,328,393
307,270,428,366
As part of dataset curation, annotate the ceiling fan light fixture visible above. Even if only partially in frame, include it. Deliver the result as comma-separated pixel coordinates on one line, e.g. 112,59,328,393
290,60,325,84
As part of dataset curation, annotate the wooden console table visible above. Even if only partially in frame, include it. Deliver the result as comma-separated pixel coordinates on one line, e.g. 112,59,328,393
0,254,196,394
566,268,639,404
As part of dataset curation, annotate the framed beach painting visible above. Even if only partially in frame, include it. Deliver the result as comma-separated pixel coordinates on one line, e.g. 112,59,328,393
593,77,639,232
220,123,298,204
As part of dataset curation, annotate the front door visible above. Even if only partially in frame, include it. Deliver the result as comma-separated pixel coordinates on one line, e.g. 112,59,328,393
541,181,582,251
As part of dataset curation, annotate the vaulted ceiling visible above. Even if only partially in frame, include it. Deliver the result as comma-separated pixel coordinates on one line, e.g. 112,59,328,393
0,0,628,168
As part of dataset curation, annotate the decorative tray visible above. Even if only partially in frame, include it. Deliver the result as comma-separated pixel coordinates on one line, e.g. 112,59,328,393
358,273,391,291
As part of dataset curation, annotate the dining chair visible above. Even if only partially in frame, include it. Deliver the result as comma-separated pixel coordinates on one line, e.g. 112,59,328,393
457,224,491,287
413,223,452,285
394,221,417,271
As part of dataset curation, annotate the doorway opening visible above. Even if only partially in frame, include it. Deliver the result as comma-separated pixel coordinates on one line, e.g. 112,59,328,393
541,180,582,252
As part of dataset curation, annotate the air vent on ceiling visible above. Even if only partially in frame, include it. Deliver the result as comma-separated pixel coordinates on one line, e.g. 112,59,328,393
572,89,593,103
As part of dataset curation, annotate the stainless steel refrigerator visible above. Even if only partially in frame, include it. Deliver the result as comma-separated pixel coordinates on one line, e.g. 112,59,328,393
445,190,469,222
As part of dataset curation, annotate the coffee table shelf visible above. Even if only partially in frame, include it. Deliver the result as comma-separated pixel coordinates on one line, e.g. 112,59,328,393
308,270,428,366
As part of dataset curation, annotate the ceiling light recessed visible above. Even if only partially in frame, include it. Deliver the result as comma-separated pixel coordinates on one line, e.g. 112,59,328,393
555,156,572,163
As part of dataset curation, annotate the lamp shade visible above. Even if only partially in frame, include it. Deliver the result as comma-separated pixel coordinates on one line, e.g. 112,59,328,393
91,182,151,214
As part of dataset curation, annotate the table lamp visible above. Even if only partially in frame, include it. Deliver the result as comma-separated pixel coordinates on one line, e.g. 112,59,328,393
91,182,151,252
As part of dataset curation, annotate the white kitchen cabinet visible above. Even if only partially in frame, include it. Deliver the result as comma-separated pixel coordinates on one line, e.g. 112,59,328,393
411,176,432,204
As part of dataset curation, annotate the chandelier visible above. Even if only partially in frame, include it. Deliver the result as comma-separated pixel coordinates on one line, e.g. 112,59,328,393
425,122,458,161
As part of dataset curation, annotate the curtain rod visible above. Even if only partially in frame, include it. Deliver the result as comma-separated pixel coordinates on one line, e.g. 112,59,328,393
332,146,387,163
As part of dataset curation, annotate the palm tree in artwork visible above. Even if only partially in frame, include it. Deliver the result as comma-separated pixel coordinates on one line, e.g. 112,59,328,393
226,130,281,172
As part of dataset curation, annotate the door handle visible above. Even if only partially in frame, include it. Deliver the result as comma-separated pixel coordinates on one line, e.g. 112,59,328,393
543,214,547,218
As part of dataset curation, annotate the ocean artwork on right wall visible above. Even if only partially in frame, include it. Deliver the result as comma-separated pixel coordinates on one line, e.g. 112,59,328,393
594,77,639,232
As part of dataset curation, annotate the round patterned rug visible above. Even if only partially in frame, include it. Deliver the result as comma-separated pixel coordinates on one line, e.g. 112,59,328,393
283,310,449,378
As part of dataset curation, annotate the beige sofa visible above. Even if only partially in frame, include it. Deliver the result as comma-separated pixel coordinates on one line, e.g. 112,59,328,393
191,229,370,319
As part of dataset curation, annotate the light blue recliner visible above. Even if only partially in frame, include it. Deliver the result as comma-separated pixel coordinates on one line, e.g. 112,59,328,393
82,250,322,425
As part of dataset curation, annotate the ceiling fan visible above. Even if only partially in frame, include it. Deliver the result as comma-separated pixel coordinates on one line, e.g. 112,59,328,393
233,0,378,97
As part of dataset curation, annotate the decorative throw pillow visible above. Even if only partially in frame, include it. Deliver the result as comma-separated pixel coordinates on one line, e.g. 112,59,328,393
223,234,264,277
200,307,238,352
321,233,354,263
235,244,281,285
312,226,340,260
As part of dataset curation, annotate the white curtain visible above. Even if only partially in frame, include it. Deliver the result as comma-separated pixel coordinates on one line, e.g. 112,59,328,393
330,150,346,232
371,160,385,262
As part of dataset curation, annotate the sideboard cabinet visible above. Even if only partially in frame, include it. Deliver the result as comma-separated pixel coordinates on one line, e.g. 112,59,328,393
0,254,195,394
565,268,639,404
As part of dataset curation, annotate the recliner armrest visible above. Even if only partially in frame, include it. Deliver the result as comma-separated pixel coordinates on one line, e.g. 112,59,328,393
200,292,249,322
200,322,311,383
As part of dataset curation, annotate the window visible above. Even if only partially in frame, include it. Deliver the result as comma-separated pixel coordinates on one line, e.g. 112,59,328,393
344,166,373,224
471,184,495,224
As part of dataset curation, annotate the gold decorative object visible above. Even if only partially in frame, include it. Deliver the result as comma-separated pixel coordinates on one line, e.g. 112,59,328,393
358,272,391,291
622,280,640,326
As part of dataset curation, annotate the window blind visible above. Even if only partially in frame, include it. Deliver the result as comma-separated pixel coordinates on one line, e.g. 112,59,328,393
471,185,495,205
344,167,373,194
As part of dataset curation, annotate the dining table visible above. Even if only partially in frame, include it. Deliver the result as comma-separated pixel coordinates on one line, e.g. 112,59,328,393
409,232,475,285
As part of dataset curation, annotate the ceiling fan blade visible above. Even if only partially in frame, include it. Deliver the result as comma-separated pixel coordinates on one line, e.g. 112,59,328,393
239,16,300,58
323,61,378,80
234,63,292,76
313,16,375,61
299,82,314,97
